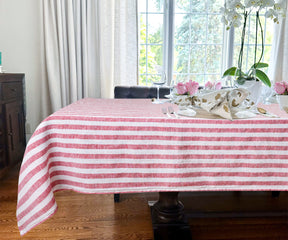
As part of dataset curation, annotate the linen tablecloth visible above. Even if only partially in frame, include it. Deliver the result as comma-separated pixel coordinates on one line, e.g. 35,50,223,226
17,98,288,235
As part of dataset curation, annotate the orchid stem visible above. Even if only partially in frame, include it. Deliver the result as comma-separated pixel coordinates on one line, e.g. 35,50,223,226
238,10,248,78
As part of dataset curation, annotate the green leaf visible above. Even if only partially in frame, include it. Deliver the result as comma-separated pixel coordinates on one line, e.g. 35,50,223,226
222,67,237,77
222,67,245,78
251,62,269,69
255,69,271,87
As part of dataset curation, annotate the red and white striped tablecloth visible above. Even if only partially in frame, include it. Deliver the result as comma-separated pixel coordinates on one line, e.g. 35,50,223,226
17,98,288,235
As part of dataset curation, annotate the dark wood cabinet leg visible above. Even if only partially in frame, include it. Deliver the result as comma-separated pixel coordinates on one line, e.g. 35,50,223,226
150,192,192,240
114,193,120,203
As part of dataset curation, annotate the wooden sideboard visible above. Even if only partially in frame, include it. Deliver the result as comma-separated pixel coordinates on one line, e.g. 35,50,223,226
0,73,26,179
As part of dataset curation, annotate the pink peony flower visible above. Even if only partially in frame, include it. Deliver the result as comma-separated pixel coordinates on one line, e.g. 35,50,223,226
215,81,222,90
205,81,213,90
274,81,287,95
204,81,222,90
185,80,199,95
175,82,188,95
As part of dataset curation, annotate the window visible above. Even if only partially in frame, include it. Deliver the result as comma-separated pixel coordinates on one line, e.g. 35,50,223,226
138,0,273,86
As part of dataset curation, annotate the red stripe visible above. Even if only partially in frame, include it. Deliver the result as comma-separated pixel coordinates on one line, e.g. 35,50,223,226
20,147,288,176
18,172,51,208
50,179,288,190
20,142,288,179
33,123,288,134
18,197,56,231
17,183,53,221
42,151,288,160
49,170,288,179
24,133,288,155
49,161,288,170
26,142,288,151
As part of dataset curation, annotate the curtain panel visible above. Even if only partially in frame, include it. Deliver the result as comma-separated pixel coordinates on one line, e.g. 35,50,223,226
268,6,288,84
42,0,138,113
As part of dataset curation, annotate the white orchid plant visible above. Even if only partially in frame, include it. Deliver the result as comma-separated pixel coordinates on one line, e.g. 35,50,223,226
221,0,286,87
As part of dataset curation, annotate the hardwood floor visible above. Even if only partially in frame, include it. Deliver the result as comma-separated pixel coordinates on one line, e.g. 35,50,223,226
1,166,288,240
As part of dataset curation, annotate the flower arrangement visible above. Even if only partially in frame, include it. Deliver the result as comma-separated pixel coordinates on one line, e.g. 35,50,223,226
175,80,199,95
221,0,286,87
204,81,222,90
274,81,288,95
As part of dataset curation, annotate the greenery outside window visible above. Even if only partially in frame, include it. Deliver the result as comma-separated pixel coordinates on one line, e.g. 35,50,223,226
138,0,274,86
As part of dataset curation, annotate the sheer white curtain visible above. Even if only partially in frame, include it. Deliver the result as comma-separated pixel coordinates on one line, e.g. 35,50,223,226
268,7,288,84
41,0,138,113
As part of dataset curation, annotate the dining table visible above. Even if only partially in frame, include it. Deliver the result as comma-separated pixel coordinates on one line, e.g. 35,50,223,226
16,97,288,237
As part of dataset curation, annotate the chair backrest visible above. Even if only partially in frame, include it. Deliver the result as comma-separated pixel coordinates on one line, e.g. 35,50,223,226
114,85,170,99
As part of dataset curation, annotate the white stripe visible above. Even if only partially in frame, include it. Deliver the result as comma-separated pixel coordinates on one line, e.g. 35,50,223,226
23,146,288,156
20,144,288,185
19,147,54,183
18,165,50,202
48,166,288,174
19,202,57,236
48,156,288,165
18,176,51,214
51,184,288,193
28,128,288,141
50,175,288,184
26,136,288,147
17,185,55,226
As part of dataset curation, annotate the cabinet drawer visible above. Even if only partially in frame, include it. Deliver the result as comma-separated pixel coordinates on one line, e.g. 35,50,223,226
1,82,23,101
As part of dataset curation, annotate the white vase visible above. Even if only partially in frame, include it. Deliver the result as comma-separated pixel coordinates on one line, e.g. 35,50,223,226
276,95,288,111
239,80,262,106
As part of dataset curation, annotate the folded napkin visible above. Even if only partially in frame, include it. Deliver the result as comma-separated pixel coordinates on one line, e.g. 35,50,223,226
192,88,252,120
177,107,197,117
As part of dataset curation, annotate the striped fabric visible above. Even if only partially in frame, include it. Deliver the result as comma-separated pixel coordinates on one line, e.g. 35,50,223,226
17,98,288,235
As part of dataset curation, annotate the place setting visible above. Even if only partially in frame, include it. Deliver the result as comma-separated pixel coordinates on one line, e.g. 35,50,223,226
160,79,288,120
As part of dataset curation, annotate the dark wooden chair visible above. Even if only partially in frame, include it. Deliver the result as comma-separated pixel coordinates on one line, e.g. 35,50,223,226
113,85,170,202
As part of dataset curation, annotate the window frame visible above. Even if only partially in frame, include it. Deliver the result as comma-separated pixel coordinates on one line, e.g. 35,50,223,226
139,0,272,86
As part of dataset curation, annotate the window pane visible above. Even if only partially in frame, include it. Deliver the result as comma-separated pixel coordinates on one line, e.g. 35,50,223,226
190,74,205,85
147,74,162,85
139,45,147,74
174,45,189,74
138,0,147,12
174,14,190,44
190,15,206,44
206,45,222,73
147,14,163,44
173,0,225,85
139,74,147,85
138,0,275,86
207,0,223,13
190,0,205,13
139,14,147,44
148,45,163,68
190,45,205,73
175,0,190,13
174,74,189,82
148,0,163,12
207,74,221,82
207,14,223,44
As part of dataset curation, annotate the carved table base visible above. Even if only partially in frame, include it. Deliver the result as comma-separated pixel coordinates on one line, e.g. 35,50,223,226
149,192,192,240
